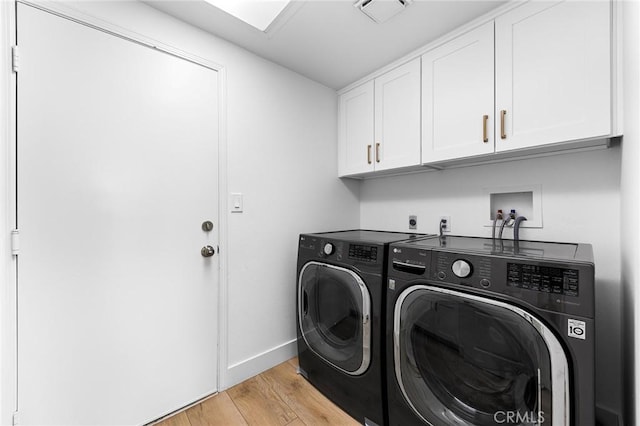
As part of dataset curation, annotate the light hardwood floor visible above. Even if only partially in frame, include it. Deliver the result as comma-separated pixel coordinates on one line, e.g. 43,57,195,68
154,358,360,426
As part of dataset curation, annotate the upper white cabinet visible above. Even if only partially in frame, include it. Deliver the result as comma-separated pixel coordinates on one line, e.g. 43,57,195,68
339,0,616,176
374,58,421,172
422,21,495,163
338,81,375,176
495,0,611,152
338,58,421,177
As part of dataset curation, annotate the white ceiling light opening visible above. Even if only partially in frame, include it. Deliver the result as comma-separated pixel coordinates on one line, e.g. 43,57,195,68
203,0,292,32
354,0,414,24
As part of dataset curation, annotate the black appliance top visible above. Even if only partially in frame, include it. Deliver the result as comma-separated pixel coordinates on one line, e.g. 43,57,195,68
398,235,593,263
306,230,427,245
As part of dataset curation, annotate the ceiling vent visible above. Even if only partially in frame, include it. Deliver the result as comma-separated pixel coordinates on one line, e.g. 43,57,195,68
354,0,413,24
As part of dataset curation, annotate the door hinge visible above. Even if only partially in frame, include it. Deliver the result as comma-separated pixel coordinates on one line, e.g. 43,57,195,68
11,46,19,73
12,411,20,426
11,229,20,256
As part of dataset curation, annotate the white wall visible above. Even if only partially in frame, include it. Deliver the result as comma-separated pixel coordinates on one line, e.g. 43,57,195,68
1,0,359,400
222,49,360,382
621,0,640,425
0,1,632,424
360,146,623,418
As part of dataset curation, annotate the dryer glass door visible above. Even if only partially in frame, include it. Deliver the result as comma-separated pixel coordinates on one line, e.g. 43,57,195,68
298,262,371,375
394,285,569,426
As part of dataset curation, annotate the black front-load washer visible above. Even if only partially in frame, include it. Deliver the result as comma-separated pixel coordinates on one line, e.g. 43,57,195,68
296,230,426,426
386,235,596,426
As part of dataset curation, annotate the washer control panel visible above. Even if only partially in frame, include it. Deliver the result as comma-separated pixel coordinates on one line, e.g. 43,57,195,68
433,252,492,285
387,239,593,317
507,263,579,296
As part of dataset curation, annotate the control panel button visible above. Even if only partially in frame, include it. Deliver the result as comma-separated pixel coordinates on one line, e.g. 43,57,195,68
323,243,334,256
437,271,446,280
480,278,491,288
452,259,472,278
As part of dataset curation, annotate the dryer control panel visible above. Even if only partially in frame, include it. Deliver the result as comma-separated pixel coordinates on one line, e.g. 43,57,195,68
348,244,378,263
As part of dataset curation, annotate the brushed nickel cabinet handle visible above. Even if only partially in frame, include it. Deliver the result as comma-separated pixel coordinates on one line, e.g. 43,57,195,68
500,110,507,139
375,143,381,163
483,115,489,143
367,145,372,164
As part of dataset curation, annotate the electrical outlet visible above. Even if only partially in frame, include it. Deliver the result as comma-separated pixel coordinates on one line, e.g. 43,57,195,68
440,216,451,232
409,215,417,230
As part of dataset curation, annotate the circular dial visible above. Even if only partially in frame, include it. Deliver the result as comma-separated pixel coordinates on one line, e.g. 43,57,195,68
451,259,472,278
323,243,335,256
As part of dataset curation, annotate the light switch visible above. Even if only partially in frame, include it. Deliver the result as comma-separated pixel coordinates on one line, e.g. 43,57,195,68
230,193,243,213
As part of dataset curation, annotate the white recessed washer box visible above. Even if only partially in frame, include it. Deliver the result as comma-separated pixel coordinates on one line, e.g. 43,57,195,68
483,184,542,228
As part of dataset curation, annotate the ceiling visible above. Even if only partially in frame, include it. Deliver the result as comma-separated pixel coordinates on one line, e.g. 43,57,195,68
146,0,506,90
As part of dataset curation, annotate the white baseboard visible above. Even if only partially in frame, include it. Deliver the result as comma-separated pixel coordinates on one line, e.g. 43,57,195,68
222,339,297,389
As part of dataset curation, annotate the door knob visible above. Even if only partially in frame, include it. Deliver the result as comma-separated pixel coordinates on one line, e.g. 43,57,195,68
201,245,215,257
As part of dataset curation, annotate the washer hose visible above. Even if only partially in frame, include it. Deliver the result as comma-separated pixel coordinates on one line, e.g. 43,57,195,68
513,216,528,243
492,210,504,240
498,217,512,239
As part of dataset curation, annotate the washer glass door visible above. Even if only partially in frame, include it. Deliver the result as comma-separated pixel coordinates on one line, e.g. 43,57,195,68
298,262,371,375
394,285,569,426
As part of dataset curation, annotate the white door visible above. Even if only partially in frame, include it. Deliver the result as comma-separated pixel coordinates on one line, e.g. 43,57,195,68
16,4,219,425
374,58,421,171
495,0,611,151
338,81,375,176
422,22,495,163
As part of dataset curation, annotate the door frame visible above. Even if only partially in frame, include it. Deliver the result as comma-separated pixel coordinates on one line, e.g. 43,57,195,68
0,1,229,423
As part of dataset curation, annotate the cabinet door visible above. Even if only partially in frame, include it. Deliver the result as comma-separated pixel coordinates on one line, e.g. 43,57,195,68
374,58,421,171
495,0,611,152
422,22,495,163
338,81,375,176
